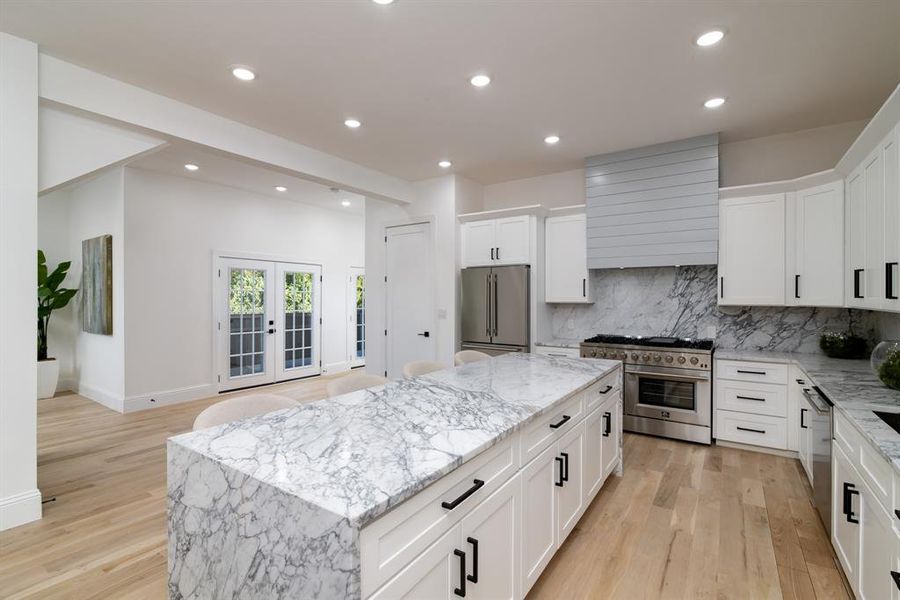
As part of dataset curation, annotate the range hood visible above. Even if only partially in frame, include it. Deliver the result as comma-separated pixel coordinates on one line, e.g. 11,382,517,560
585,133,719,269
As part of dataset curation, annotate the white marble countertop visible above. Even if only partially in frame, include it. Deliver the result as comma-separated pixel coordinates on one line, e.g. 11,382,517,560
715,349,900,472
169,352,619,528
535,340,581,349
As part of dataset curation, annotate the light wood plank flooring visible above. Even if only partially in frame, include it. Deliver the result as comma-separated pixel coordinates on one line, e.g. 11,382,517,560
1,377,851,599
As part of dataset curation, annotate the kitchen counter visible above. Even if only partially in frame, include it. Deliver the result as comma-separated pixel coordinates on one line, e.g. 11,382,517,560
167,353,620,599
716,349,900,472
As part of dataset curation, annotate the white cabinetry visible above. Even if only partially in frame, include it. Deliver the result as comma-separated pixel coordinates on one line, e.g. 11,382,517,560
461,216,532,267
718,194,785,305
556,422,585,544
797,385,814,484
545,213,591,303
833,443,861,588
714,359,792,451
521,445,558,592
785,181,844,306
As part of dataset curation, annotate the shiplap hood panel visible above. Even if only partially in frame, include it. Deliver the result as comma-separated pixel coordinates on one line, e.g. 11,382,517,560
585,134,719,269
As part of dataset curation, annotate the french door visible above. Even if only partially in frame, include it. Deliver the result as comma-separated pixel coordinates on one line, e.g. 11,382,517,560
217,257,321,392
348,267,366,368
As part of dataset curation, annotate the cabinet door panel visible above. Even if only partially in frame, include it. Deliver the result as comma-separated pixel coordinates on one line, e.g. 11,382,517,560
545,214,590,303
461,474,520,600
881,127,899,312
600,395,621,479
494,216,531,265
521,445,557,594
865,150,885,307
463,221,496,267
788,182,844,306
584,407,604,501
718,194,785,305
859,483,898,600
833,444,860,593
557,422,585,543
846,169,867,307
370,524,460,600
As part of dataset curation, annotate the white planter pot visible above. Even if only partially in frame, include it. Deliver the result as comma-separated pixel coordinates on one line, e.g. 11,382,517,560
37,359,60,399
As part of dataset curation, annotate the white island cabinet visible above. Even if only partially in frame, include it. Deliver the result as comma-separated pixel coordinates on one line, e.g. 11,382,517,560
167,353,622,600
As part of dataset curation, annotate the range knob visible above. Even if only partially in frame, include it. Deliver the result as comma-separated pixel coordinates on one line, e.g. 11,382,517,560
665,355,674,364
690,356,699,365
642,354,650,361
599,351,607,358
631,353,638,360
590,350,597,357
677,356,686,364
653,354,661,362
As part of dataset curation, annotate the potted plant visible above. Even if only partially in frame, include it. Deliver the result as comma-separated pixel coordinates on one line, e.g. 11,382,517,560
37,250,77,399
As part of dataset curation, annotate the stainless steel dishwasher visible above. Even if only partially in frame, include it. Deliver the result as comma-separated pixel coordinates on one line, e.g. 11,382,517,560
805,385,834,535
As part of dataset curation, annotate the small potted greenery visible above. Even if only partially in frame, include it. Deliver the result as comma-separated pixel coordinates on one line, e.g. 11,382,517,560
37,250,77,399
871,341,900,391
819,330,869,359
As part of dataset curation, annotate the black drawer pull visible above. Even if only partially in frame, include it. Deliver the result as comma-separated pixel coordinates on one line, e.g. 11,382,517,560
561,452,569,482
843,482,859,524
888,262,899,300
796,378,806,385
736,369,766,375
441,479,485,510
891,570,900,591
794,274,800,299
549,414,571,429
603,411,611,437
453,549,466,597
736,395,765,402
598,384,613,395
736,426,766,434
466,537,478,584
555,456,565,487
854,268,864,299
800,408,807,429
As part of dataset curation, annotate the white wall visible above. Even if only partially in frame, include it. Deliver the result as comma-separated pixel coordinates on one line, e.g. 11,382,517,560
483,168,584,211
38,168,127,411
0,33,41,530
123,168,364,409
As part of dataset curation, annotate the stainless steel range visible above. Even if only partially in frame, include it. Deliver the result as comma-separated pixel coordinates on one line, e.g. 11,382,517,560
580,335,714,444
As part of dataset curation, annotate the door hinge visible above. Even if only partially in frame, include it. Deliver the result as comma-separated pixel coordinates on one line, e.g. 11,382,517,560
384,329,388,336
217,374,221,383
217,321,221,330
319,317,322,324
320,275,323,282
384,235,387,243
384,370,388,377
218,269,221,277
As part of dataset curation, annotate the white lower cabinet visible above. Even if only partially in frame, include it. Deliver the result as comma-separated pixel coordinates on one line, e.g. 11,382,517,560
370,523,463,600
461,474,520,600
798,388,814,484
521,444,558,593
860,487,899,600
557,422,585,544
600,397,620,480
833,443,860,587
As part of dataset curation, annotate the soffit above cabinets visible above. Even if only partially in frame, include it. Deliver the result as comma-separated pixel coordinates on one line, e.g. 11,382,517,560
585,134,719,269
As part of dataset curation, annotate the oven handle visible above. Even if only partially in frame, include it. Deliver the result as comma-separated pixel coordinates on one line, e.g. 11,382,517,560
624,369,710,382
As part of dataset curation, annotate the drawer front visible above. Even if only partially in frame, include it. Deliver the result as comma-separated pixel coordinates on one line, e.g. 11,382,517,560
859,440,893,513
833,410,860,461
360,435,520,597
520,393,584,465
715,379,787,418
584,370,621,413
715,409,787,449
534,345,580,358
716,359,789,385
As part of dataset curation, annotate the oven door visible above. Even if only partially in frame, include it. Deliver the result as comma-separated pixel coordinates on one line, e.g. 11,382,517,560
624,364,711,427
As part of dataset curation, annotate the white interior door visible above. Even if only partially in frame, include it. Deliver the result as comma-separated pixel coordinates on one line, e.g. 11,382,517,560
275,263,322,381
386,222,435,378
219,258,276,391
348,266,366,368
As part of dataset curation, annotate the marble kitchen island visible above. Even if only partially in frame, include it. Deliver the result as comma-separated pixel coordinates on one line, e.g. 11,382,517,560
167,353,622,600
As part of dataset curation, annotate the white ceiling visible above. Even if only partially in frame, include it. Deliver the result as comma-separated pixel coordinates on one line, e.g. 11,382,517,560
3,1,899,184
129,142,366,215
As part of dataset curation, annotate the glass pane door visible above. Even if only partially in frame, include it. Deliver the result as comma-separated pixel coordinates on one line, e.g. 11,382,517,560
349,267,365,367
276,263,321,381
220,259,275,391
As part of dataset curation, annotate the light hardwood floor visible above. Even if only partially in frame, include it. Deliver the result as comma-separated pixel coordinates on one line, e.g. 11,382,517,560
1,377,851,599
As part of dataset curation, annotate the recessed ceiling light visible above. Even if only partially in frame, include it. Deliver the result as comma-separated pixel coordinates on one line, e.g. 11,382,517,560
470,74,491,88
544,135,560,145
372,0,394,4
274,186,287,192
184,163,199,171
704,97,726,109
230,66,256,81
341,200,351,207
344,118,362,129
438,160,452,168
696,30,725,47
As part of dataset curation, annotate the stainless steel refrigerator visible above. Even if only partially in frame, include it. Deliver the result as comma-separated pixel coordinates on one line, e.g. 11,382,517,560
460,265,530,355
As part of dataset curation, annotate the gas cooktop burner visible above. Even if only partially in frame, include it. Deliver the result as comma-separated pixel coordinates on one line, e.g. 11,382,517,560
582,334,714,351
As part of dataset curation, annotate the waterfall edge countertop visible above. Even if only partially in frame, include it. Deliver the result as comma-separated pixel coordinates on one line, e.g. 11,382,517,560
716,349,900,473
167,353,620,599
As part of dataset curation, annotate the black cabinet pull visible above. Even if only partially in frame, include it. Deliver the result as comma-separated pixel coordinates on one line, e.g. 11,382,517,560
854,268,864,299
887,262,898,300
466,537,478,584
417,331,430,337
796,378,806,385
720,276,724,298
843,482,859,524
495,247,500,260
555,456,565,487
549,414,571,429
441,479,485,510
582,278,586,297
891,570,900,591
453,549,466,597
267,328,276,334
800,408,807,429
736,426,766,434
490,248,494,261
599,385,613,395
794,274,800,299
603,412,611,437
895,509,900,521
561,452,569,482
736,369,766,375
736,395,765,402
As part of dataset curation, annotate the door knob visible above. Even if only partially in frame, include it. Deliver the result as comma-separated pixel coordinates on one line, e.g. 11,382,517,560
417,331,430,337
267,328,275,334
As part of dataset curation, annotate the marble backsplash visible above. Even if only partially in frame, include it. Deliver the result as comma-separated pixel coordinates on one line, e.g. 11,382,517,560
547,266,897,354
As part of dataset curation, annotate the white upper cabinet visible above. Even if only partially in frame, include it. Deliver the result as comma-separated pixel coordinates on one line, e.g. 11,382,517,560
846,167,868,307
865,147,886,304
461,216,532,267
545,213,591,303
882,126,899,311
785,181,844,306
718,193,786,306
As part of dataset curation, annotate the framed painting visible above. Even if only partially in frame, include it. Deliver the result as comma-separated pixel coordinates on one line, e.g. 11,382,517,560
81,234,113,335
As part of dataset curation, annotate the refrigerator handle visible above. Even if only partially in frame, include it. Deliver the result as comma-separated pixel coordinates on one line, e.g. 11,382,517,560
492,273,499,336
485,273,491,337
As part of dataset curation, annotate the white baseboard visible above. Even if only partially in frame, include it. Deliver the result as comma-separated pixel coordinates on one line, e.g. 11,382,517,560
322,361,351,375
715,439,799,459
124,383,217,412
0,488,42,531
77,381,125,413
